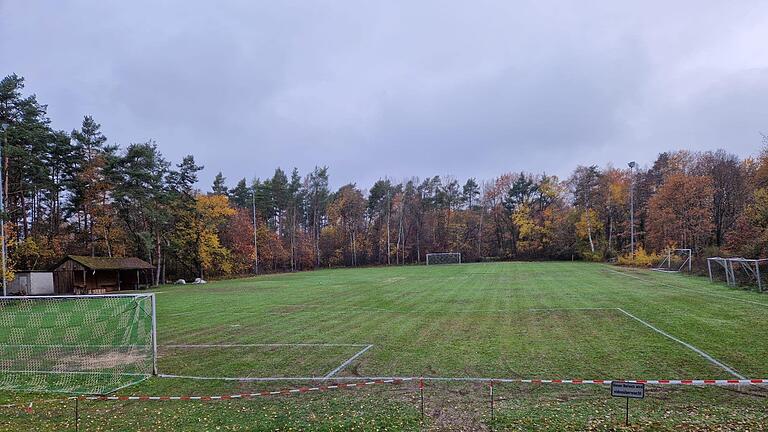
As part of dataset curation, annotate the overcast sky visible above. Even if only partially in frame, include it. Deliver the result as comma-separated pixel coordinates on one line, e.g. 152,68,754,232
2,1,767,190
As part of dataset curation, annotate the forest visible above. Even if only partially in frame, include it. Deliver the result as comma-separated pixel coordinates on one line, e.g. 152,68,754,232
2,73,766,283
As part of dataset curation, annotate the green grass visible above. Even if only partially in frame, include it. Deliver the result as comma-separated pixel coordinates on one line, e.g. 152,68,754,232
2,261,768,430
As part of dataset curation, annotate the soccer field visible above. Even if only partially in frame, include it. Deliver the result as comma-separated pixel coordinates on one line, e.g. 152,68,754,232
3,261,768,431
154,261,767,381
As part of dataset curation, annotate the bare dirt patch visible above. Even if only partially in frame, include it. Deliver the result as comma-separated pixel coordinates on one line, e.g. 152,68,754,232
56,349,146,372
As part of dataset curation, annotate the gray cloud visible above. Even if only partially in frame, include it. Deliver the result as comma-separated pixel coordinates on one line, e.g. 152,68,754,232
2,1,767,188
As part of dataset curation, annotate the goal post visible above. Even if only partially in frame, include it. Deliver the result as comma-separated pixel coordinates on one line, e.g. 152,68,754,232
708,257,768,292
654,248,692,273
0,293,157,395
426,252,462,265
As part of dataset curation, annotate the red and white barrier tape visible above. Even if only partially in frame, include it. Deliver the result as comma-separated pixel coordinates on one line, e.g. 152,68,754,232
68,378,768,402
3,378,768,410
75,378,412,401
506,379,768,385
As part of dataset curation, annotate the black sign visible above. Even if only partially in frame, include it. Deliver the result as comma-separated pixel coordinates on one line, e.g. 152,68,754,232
611,381,645,399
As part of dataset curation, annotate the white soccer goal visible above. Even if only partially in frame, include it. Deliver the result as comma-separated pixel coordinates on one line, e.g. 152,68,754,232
707,257,768,292
654,248,692,273
0,293,157,394
426,252,462,265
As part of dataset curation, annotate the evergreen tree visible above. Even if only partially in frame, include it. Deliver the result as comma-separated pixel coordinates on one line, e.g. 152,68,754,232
211,172,228,195
111,141,170,283
305,166,329,267
463,178,480,209
229,178,251,208
69,115,113,256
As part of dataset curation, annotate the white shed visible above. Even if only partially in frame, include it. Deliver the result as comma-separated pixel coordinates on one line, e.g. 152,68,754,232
9,271,55,295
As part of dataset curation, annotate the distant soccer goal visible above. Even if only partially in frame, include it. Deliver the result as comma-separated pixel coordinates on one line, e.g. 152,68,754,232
0,293,156,394
426,252,462,265
654,248,692,273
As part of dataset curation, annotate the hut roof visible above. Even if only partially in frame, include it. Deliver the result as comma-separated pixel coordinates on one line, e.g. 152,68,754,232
60,255,153,270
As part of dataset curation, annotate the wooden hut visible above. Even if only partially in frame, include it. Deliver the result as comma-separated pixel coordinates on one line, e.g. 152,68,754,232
52,255,154,294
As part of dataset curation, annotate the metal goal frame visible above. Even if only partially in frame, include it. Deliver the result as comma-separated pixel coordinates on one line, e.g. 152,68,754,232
707,257,768,292
0,293,158,394
425,252,462,265
654,248,692,273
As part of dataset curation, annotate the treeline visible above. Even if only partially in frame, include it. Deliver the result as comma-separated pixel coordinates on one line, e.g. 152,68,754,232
2,73,767,282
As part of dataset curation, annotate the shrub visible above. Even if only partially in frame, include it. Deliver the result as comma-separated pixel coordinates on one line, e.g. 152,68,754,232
581,250,604,262
617,246,660,267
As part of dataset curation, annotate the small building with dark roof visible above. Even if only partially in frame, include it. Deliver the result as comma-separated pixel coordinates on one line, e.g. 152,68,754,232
52,255,154,294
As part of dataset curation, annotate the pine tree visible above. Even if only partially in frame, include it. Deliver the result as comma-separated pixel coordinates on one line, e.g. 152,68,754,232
211,172,228,195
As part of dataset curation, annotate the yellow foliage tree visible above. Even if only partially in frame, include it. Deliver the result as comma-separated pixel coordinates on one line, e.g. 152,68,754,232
575,208,604,260
194,194,236,278
513,204,546,255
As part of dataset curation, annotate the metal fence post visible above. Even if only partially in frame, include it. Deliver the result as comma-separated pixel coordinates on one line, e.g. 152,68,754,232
419,378,424,422
489,380,494,421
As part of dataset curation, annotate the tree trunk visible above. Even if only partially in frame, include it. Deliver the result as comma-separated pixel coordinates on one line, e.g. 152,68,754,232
416,221,421,263
20,193,28,239
478,204,484,259
104,224,112,257
607,214,613,253
154,233,162,286
396,201,404,265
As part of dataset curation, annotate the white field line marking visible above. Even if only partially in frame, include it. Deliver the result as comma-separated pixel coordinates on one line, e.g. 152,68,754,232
615,308,745,379
528,306,747,379
605,267,768,308
1,397,66,409
163,343,369,348
167,307,530,316
104,375,151,394
528,307,616,311
323,344,374,379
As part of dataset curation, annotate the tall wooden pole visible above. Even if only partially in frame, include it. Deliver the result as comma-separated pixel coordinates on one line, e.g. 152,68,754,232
252,190,258,274
629,162,636,258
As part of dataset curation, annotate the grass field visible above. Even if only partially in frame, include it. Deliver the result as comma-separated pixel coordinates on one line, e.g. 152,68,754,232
2,261,768,430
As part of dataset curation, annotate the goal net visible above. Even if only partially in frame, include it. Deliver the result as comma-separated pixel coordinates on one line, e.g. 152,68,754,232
654,248,692,273
0,294,156,394
426,252,462,265
707,257,768,292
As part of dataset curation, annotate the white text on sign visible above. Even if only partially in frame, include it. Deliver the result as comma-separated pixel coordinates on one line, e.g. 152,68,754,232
611,382,645,399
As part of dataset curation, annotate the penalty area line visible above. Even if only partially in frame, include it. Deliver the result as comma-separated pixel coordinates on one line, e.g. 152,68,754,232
323,344,374,379
615,308,745,379
527,307,617,311
527,306,748,380
163,343,370,348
